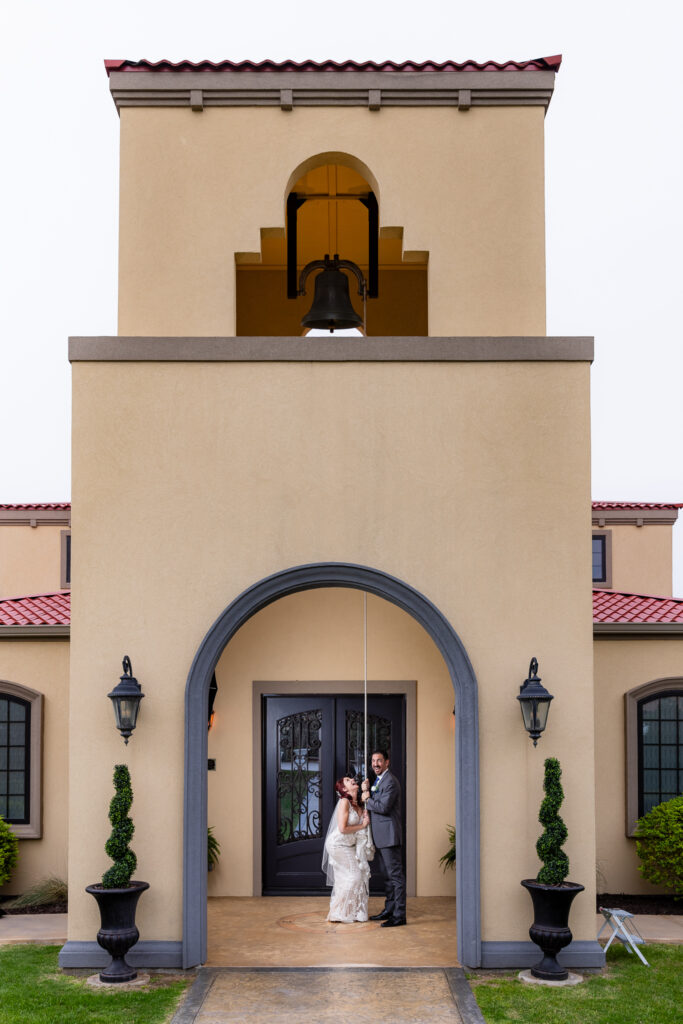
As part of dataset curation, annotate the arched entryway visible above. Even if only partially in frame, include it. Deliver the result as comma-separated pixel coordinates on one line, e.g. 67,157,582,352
183,563,480,967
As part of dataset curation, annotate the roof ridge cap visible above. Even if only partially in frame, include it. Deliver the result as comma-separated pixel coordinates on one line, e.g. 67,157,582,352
0,589,71,603
592,500,683,507
594,588,683,602
105,55,562,76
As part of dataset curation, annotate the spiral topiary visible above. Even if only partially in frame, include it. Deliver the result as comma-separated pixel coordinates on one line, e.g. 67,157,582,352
101,764,137,888
0,814,19,888
536,757,569,885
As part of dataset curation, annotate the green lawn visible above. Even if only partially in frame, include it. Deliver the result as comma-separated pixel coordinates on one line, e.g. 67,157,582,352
469,944,682,1024
0,944,188,1024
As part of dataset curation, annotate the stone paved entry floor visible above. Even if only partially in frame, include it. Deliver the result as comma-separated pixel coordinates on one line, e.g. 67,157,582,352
171,968,480,1024
207,897,459,967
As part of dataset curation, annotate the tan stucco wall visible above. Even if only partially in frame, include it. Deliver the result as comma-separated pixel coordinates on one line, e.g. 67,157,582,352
207,588,454,899
0,525,66,599
594,636,683,893
595,524,673,597
118,106,546,337
0,640,69,896
68,355,594,948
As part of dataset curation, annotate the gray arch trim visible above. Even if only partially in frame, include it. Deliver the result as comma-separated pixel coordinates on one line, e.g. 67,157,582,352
183,562,481,968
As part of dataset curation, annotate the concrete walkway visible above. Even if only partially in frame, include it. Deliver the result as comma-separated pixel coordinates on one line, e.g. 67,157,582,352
169,967,485,1024
594,912,683,944
0,912,67,945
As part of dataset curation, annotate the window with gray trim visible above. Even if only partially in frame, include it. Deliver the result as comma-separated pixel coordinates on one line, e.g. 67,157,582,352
625,678,683,834
0,695,30,823
0,681,43,838
592,530,612,587
638,691,683,816
60,530,71,589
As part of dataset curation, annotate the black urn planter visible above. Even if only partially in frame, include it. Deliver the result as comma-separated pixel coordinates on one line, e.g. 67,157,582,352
86,880,149,983
521,879,584,980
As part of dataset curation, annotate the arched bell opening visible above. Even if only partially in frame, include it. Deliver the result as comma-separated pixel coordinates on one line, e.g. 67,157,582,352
235,154,428,336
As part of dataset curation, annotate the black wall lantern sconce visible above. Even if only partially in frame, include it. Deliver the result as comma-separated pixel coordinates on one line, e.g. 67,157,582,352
108,656,145,744
517,657,553,746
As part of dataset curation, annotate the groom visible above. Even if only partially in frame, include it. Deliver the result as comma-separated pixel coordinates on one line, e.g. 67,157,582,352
361,748,406,927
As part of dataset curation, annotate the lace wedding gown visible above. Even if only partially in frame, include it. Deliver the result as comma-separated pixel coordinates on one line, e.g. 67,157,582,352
323,804,374,923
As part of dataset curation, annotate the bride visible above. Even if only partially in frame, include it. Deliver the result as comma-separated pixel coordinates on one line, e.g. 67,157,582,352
322,776,374,923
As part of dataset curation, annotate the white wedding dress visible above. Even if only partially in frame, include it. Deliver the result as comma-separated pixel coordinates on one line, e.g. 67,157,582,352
322,804,375,923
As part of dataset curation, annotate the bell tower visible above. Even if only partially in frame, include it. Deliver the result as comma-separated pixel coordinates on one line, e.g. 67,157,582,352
65,55,602,976
109,57,558,338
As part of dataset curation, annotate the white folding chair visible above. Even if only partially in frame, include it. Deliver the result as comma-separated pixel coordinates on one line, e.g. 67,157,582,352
598,907,649,966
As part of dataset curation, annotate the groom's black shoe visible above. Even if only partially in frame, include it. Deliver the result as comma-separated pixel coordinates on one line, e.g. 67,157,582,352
381,917,407,927
370,909,392,921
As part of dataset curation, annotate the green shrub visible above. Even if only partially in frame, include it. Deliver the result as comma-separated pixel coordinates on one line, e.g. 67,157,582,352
438,825,456,872
0,815,19,888
101,764,137,888
208,826,221,870
8,875,67,909
536,757,569,884
635,795,683,897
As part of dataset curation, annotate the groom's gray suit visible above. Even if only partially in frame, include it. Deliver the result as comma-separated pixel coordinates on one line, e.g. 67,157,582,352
365,769,406,921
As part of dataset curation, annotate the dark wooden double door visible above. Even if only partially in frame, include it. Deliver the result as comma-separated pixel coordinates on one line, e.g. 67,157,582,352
263,694,405,894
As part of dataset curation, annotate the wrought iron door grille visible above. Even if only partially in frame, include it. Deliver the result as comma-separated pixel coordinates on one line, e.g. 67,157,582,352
345,710,391,780
276,709,322,844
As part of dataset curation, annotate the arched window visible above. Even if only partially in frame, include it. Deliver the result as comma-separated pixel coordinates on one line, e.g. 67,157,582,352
625,678,683,834
0,681,42,838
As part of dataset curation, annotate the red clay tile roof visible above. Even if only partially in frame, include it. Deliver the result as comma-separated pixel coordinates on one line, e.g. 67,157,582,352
0,503,71,511
592,502,683,511
0,591,71,627
105,56,562,75
593,589,683,625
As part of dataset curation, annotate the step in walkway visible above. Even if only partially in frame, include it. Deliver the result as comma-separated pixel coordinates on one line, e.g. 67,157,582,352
170,967,485,1024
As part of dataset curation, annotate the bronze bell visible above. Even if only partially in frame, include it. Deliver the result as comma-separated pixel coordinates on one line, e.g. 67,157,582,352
301,261,363,332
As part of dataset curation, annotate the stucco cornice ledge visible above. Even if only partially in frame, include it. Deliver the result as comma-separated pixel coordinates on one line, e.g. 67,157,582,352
0,510,71,526
69,337,594,363
592,510,679,526
108,69,556,113
594,623,683,636
0,625,70,639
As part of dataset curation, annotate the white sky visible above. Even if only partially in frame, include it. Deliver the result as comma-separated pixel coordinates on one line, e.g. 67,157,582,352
1,1,682,588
